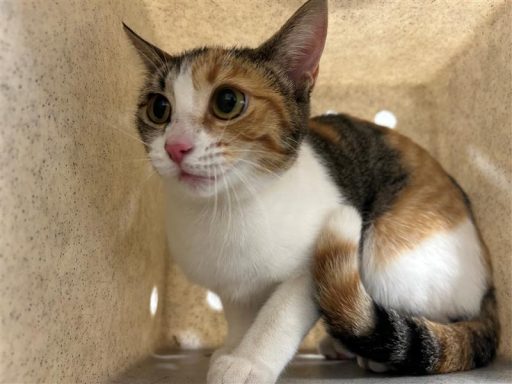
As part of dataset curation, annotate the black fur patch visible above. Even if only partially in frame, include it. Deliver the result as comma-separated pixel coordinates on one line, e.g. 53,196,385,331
326,304,440,375
306,114,409,229
396,318,439,374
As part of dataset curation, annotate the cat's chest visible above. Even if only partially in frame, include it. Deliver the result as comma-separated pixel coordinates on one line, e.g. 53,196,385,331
166,199,323,300
165,145,342,301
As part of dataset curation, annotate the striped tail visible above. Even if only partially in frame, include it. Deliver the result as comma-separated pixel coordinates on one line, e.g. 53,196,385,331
313,237,499,375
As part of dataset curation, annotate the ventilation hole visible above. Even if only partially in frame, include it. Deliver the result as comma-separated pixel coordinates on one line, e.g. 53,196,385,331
175,329,203,350
206,290,223,312
150,286,158,317
374,110,397,129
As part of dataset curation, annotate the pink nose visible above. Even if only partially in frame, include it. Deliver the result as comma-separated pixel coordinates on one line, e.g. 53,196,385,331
165,140,194,164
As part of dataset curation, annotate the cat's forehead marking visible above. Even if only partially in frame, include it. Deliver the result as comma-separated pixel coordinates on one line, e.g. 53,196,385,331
173,63,210,121
190,49,226,88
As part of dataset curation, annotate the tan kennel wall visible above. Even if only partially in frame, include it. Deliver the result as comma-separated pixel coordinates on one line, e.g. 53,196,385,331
144,0,512,358
0,1,510,382
0,1,168,382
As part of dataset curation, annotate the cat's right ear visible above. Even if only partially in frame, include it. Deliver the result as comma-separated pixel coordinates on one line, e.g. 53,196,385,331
123,23,169,72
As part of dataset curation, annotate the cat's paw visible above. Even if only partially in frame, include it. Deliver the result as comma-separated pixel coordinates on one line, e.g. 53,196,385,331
207,354,276,384
210,347,230,365
356,356,390,373
318,336,355,360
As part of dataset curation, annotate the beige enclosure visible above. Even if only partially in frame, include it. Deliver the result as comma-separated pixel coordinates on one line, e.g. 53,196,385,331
0,1,510,383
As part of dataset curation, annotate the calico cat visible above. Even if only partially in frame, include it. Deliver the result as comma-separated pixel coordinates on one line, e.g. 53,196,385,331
124,0,498,382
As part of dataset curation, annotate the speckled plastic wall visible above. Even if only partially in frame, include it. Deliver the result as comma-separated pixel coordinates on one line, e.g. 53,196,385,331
0,1,168,382
144,0,512,359
1,1,510,382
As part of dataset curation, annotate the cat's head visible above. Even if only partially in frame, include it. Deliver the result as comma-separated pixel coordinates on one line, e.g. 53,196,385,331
124,0,327,198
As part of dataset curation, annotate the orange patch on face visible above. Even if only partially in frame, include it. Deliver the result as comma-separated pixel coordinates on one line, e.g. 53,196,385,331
190,49,296,173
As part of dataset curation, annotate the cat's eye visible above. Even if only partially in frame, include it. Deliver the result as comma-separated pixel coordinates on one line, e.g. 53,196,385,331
147,94,171,124
211,87,246,120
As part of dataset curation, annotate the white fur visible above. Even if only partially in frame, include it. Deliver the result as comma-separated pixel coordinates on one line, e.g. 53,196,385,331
323,204,362,243
148,68,240,197
362,218,488,322
166,143,341,301
166,143,342,383
172,65,200,119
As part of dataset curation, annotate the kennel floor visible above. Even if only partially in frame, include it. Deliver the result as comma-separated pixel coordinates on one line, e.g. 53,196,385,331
112,350,512,384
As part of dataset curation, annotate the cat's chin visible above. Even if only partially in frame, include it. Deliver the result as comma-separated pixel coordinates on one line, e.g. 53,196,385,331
163,171,228,200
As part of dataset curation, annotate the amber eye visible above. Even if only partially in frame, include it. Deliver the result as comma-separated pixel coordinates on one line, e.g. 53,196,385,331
147,94,171,124
211,87,246,120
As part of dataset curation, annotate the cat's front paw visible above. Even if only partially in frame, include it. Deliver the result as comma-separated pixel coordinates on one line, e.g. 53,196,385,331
210,347,230,365
207,354,276,384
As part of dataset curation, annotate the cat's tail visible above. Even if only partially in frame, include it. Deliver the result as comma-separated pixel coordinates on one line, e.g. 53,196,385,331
313,239,499,375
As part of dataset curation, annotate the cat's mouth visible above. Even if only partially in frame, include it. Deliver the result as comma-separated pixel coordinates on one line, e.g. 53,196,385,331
175,163,237,190
178,170,227,188
179,170,215,184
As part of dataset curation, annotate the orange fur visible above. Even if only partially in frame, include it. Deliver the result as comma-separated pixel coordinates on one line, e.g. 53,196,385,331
191,50,294,172
369,130,483,269
314,231,373,336
309,120,340,143
426,290,498,372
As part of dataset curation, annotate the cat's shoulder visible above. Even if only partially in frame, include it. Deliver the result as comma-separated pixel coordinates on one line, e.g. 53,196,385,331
307,112,426,160
309,113,393,135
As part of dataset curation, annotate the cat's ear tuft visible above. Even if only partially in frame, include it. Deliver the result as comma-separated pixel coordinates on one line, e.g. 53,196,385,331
123,23,170,72
258,0,328,91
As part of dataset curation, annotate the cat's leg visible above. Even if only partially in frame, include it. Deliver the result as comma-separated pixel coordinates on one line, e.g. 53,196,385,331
210,299,260,365
318,335,355,360
207,274,318,384
314,205,393,373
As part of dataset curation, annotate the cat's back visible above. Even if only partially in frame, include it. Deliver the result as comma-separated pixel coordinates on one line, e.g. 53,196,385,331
307,113,411,223
307,113,490,320
307,113,471,225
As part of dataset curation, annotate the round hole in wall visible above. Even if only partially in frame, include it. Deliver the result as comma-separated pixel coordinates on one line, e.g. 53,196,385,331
176,329,203,350
374,110,397,129
150,286,159,317
206,290,223,312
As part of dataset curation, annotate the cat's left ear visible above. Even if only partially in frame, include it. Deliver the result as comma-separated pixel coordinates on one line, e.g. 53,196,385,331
258,0,328,91
123,23,170,72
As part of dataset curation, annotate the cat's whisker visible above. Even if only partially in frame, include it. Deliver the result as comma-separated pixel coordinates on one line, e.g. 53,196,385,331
228,148,277,157
109,157,150,165
223,164,246,239
138,166,158,190
210,166,219,232
231,164,271,234
235,158,282,179
219,131,243,145
104,122,149,147
216,118,232,150
222,166,233,255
